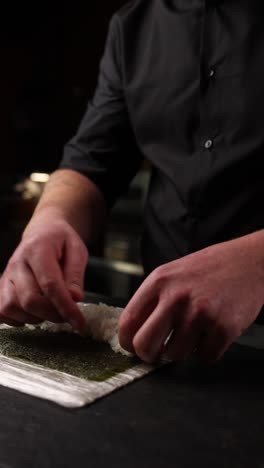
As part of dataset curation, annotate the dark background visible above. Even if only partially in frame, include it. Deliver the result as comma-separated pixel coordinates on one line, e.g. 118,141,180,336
0,2,125,175
0,2,147,299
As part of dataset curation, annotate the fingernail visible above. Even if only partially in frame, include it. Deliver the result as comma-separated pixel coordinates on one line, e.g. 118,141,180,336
69,282,82,292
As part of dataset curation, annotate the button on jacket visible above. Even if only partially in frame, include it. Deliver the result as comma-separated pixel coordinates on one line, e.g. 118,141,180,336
61,0,264,274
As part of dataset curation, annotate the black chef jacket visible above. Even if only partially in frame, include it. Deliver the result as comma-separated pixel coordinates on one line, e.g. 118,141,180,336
60,0,264,275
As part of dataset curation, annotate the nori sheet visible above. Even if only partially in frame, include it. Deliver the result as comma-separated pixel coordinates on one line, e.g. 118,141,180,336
0,327,137,381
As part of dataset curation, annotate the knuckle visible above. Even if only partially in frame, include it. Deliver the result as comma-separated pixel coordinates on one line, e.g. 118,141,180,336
193,299,216,327
6,256,22,272
21,239,37,256
40,278,58,297
166,290,191,314
7,239,39,270
177,289,191,304
150,266,167,289
68,229,88,254
194,297,212,315
29,247,46,263
24,236,53,259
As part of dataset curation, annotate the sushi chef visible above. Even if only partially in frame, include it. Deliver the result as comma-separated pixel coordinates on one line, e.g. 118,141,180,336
1,0,264,363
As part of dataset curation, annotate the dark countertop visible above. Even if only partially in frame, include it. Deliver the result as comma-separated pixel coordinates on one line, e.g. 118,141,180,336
0,341,263,468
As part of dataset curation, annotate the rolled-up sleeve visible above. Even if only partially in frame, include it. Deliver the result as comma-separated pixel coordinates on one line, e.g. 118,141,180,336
60,14,142,207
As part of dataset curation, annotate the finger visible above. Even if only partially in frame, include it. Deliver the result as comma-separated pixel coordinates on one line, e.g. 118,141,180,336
62,235,88,302
163,313,210,362
13,262,65,323
0,278,43,325
28,247,85,330
132,295,190,363
119,295,158,353
120,273,159,324
164,325,198,362
196,326,231,363
118,277,161,352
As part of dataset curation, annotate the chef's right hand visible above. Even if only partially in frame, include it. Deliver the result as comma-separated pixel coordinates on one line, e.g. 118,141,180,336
0,210,88,329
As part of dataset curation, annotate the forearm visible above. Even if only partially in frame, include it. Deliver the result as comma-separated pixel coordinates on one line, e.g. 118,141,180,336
23,169,107,243
228,229,264,279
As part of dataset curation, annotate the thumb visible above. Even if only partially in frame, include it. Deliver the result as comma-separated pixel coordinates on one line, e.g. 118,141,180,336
62,232,89,302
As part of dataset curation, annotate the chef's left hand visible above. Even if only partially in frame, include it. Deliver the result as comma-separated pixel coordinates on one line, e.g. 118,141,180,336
118,233,264,363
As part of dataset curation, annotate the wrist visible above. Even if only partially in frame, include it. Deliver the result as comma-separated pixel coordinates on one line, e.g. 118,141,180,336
22,205,69,239
233,230,264,300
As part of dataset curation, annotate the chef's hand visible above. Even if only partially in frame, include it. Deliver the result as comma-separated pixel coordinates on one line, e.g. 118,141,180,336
119,234,264,363
0,211,88,330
